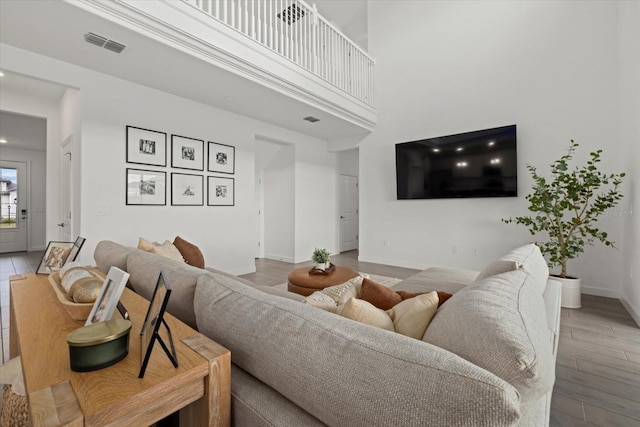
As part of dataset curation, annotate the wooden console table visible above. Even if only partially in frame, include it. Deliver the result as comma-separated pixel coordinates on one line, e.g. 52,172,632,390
9,273,230,426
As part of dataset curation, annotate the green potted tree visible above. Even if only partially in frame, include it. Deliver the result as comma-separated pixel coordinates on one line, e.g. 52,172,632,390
503,140,625,308
311,248,331,271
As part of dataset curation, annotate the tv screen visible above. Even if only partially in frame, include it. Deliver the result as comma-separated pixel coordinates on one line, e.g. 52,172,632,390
396,125,517,200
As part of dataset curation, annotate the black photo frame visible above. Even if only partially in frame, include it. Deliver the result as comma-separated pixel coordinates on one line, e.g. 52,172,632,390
126,168,167,206
171,173,204,206
139,271,178,378
63,236,86,266
207,176,235,206
36,241,74,274
207,142,235,174
126,126,167,167
171,135,204,171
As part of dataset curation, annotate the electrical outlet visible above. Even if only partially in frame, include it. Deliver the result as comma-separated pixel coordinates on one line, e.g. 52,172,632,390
472,247,478,256
452,246,457,254
96,204,109,216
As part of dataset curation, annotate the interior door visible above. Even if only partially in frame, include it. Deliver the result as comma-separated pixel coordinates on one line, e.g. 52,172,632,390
60,137,72,241
0,160,28,253
255,171,264,258
339,174,358,252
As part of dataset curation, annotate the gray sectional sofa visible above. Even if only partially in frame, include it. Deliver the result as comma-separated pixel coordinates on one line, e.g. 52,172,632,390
94,241,561,426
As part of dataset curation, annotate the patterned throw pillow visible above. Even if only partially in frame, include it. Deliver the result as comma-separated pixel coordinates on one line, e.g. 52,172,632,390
152,240,185,263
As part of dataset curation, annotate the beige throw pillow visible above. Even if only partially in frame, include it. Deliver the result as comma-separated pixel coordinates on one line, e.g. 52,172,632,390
319,276,363,306
138,237,158,252
338,298,395,331
303,291,339,313
387,292,439,339
152,240,185,262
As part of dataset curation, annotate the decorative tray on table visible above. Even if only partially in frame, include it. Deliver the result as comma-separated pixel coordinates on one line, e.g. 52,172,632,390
309,263,335,275
48,267,103,321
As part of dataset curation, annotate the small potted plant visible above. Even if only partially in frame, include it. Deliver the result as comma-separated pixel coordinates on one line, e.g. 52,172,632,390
311,248,331,271
503,140,625,308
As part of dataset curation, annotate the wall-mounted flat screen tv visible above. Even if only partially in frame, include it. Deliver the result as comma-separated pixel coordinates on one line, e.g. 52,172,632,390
396,125,517,200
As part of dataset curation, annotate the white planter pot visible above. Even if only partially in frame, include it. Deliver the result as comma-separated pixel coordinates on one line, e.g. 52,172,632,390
554,276,581,309
315,263,326,271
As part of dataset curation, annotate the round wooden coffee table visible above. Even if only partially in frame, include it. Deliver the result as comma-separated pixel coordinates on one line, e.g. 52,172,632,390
287,265,360,296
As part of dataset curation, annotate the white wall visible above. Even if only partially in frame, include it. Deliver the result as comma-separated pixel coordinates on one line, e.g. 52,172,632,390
618,1,640,323
1,43,340,275
362,1,624,296
0,146,46,250
264,143,295,262
0,90,61,249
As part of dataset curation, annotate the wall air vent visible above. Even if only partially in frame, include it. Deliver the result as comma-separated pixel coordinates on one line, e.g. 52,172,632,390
278,4,305,25
303,116,320,123
84,32,126,54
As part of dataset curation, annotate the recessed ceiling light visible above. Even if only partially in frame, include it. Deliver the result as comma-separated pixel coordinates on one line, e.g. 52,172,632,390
0,71,4,77
432,148,440,153
0,138,8,144
488,141,495,146
456,147,464,152
224,96,235,102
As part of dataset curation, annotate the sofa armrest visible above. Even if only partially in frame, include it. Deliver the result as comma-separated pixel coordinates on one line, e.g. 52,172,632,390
392,266,479,294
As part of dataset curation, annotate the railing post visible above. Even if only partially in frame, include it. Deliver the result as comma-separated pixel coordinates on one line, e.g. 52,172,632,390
311,3,318,74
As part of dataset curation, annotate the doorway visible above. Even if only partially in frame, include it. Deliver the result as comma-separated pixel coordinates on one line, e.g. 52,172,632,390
339,174,359,252
0,160,28,253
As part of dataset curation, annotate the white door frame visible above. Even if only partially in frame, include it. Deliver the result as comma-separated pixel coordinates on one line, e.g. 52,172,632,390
255,170,265,258
60,135,73,241
339,174,359,252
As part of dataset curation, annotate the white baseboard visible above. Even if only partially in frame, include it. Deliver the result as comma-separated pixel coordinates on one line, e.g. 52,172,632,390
580,286,620,299
620,297,640,328
357,255,428,271
264,253,295,264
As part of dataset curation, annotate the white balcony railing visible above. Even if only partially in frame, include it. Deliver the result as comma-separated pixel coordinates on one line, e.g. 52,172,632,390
182,0,375,106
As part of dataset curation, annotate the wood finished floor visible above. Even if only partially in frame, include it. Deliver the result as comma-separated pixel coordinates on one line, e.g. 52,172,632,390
1,250,639,426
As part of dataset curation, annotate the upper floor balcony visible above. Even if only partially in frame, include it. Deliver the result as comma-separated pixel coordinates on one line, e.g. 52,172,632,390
2,0,377,141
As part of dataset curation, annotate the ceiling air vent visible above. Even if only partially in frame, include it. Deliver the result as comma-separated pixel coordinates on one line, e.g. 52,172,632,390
84,32,126,54
278,4,305,25
104,40,126,54
303,116,320,123
84,32,107,47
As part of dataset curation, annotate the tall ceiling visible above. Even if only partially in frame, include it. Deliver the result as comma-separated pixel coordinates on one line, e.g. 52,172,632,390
0,0,370,144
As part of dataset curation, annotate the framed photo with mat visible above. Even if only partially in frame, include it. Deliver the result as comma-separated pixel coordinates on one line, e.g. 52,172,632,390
85,267,130,326
36,241,75,274
139,271,178,378
63,236,86,266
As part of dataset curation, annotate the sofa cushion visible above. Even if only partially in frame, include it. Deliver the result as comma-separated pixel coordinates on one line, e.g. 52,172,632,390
194,272,521,426
391,267,478,295
475,244,549,295
173,236,205,269
126,249,205,329
93,240,136,274
423,269,554,402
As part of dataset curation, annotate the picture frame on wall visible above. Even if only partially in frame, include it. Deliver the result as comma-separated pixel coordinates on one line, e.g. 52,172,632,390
208,176,234,206
126,126,167,167
207,142,235,174
126,168,166,205
36,241,75,274
171,173,204,206
171,135,204,171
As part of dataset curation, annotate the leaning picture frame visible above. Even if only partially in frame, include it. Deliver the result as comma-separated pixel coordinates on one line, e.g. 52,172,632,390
126,126,167,167
171,135,204,171
36,241,75,274
85,266,130,326
126,168,167,205
63,236,86,266
207,142,235,174
139,271,178,378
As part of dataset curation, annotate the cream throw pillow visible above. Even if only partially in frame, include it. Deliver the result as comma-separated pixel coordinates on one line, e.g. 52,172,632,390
138,237,158,252
319,276,363,306
303,291,339,313
338,298,395,331
387,292,439,339
337,292,440,339
152,240,185,262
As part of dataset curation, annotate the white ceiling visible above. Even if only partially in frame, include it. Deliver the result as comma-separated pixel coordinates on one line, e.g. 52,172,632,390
0,0,370,144
0,109,47,152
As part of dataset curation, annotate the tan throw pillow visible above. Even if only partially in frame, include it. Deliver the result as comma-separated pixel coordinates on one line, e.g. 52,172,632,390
360,278,402,310
387,292,439,339
303,291,339,313
338,298,394,331
173,236,205,269
320,276,363,306
138,237,158,252
152,240,185,262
